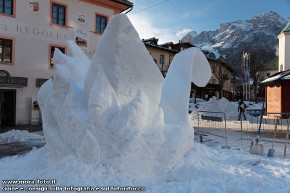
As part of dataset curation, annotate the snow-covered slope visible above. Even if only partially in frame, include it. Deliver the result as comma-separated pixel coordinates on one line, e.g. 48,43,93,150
182,11,289,57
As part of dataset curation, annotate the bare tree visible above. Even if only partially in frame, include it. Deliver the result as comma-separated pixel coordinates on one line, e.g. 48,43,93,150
246,48,275,103
211,58,231,99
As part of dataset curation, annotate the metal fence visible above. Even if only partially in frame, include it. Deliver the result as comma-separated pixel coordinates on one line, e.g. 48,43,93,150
193,111,290,158
194,111,228,148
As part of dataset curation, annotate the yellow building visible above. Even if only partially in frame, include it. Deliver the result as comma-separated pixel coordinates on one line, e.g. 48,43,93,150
143,38,178,77
144,38,234,100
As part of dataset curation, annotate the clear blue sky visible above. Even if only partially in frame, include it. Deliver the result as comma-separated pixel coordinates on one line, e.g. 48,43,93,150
127,0,290,44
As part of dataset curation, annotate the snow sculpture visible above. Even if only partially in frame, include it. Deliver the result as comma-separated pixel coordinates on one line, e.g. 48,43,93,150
38,14,211,178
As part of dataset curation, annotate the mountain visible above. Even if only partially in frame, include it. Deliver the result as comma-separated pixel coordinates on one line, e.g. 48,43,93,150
181,11,290,58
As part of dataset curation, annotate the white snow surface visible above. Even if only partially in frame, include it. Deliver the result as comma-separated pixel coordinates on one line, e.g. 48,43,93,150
190,97,265,120
0,130,44,141
282,75,290,80
37,14,211,179
192,97,239,120
1,140,289,193
2,14,289,193
261,74,282,83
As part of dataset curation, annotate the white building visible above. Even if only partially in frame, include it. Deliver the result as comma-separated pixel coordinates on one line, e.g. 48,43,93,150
278,22,290,72
0,0,132,126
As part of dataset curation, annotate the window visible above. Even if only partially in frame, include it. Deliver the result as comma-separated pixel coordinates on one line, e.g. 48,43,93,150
0,38,13,64
0,0,13,15
96,14,107,34
51,3,66,26
160,54,164,64
49,45,66,68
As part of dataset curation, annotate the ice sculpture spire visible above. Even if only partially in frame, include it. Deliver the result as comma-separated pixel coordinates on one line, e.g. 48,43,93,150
38,14,212,179
161,47,212,125
84,14,164,110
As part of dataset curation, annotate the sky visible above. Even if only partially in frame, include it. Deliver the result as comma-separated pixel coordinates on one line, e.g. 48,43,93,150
127,0,290,44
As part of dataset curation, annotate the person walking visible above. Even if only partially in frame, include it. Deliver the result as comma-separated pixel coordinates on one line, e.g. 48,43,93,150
238,99,247,121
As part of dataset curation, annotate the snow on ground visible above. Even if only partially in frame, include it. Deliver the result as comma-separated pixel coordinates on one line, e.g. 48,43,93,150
0,130,44,142
0,97,289,193
0,97,289,192
1,138,289,193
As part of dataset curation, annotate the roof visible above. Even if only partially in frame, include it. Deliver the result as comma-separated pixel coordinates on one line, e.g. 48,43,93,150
260,69,290,86
160,42,174,47
142,37,159,45
174,42,195,47
281,22,290,33
144,43,179,53
111,0,133,7
143,37,158,42
207,58,234,73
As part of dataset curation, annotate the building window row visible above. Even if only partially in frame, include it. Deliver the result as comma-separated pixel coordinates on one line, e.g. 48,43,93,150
0,37,66,69
0,38,12,63
52,3,66,26
51,2,108,34
50,45,66,69
160,54,165,64
0,0,13,16
0,1,108,34
96,15,107,34
51,2,107,34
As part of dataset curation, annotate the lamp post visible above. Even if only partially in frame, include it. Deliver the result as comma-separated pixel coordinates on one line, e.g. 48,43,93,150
243,52,250,100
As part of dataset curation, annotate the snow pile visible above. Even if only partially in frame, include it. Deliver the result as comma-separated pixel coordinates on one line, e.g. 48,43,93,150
0,130,44,141
189,98,207,112
191,97,265,120
193,97,239,120
38,14,211,179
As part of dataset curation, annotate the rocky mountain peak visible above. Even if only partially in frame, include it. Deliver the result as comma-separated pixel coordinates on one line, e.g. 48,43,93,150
181,11,289,58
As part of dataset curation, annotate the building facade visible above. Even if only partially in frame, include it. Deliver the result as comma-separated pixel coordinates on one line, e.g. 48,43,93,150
143,38,234,100
261,69,290,117
0,0,132,126
190,57,233,100
143,38,178,77
278,22,290,72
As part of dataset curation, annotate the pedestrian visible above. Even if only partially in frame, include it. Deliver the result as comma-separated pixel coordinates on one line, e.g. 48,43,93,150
238,99,247,121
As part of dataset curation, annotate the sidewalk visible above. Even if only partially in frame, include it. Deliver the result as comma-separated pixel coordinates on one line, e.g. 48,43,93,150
0,124,45,159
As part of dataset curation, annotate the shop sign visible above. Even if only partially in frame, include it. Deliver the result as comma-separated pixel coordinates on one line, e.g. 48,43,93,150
36,78,48,87
0,77,28,87
74,29,89,53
